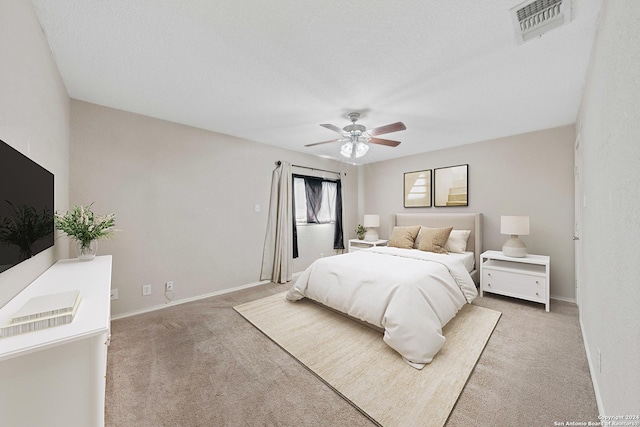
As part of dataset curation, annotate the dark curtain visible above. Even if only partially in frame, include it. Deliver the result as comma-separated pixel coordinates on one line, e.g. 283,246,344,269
292,175,298,259
304,177,324,224
333,179,344,250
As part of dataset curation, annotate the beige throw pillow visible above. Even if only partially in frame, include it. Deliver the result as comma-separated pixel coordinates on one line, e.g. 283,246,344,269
388,226,421,249
417,226,453,253
445,229,471,253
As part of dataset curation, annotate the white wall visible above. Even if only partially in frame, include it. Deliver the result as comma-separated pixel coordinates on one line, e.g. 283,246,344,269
363,125,576,301
295,224,341,271
0,0,70,307
70,100,357,317
577,0,640,415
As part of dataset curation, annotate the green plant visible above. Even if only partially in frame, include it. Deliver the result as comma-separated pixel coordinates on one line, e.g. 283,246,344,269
355,224,366,240
55,204,116,248
0,201,54,261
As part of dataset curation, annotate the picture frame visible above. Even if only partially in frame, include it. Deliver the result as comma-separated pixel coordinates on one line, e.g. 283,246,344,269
434,164,468,207
403,169,432,208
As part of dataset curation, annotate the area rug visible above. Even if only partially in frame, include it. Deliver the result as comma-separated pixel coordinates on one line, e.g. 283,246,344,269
234,292,501,427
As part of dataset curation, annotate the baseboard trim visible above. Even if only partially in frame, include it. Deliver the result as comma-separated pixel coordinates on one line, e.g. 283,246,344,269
579,316,605,416
111,271,306,320
111,279,272,320
550,294,576,304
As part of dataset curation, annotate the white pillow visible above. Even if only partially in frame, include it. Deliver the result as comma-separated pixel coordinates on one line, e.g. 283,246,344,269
445,230,471,253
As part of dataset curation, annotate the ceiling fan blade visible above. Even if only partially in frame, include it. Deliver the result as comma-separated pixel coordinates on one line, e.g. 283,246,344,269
369,137,401,147
367,121,406,136
305,139,340,147
320,123,344,134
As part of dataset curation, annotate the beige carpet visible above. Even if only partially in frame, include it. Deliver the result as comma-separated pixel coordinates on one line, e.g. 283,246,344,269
234,292,501,427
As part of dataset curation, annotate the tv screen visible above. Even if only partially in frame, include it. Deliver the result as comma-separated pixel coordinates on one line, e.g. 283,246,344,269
0,139,54,273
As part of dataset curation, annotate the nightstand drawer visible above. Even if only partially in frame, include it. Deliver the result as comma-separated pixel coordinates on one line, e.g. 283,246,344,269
482,268,546,302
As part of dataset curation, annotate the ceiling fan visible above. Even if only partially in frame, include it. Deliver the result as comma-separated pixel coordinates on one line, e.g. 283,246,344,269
305,112,406,161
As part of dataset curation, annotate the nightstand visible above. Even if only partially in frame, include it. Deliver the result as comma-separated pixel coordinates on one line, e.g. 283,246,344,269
348,239,388,253
480,250,550,311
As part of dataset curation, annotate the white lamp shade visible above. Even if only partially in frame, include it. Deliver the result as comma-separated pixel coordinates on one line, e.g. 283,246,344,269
363,214,380,241
501,216,529,257
363,214,380,228
500,216,530,236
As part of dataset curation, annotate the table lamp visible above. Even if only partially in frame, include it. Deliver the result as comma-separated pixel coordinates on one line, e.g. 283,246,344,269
501,215,530,257
363,214,380,242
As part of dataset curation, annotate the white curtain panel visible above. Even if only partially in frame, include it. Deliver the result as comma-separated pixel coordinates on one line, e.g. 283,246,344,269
260,161,293,283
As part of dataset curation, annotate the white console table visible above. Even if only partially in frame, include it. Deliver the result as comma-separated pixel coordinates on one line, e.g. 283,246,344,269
0,255,112,427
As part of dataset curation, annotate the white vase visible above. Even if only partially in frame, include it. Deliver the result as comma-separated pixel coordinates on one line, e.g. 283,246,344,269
76,240,98,261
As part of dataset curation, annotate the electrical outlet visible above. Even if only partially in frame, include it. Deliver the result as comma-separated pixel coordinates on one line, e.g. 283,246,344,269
165,281,174,292
142,284,151,296
110,288,119,300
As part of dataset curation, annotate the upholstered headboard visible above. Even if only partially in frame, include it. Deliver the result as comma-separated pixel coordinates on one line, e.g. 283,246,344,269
389,213,483,283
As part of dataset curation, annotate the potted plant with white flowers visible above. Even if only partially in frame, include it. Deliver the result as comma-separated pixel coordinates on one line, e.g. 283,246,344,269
55,204,116,261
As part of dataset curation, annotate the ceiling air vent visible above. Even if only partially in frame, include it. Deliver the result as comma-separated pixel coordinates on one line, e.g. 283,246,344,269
510,0,571,44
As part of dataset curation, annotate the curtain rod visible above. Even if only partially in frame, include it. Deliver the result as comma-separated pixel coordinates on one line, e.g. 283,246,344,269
276,161,342,176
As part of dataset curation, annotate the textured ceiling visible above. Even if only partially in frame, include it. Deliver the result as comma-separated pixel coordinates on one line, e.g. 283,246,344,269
31,0,603,164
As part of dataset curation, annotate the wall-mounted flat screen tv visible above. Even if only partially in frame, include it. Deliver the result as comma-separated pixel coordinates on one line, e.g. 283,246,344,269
0,139,54,273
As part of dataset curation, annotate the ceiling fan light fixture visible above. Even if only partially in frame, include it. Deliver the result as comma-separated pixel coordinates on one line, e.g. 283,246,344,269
356,141,369,157
340,141,369,158
340,142,353,158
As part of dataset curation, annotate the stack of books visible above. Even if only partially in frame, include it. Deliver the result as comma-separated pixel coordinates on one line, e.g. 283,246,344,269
0,290,82,338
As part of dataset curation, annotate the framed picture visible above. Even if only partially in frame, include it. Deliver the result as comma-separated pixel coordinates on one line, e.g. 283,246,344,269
404,170,432,208
434,164,468,207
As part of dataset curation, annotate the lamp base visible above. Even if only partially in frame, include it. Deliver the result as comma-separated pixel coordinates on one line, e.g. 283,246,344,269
502,236,527,258
364,229,379,242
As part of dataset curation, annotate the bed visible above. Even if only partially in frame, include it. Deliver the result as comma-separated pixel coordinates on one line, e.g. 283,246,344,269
286,212,482,369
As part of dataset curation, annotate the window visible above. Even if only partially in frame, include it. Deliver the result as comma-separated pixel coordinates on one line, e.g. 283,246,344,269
294,176,338,224
292,173,345,253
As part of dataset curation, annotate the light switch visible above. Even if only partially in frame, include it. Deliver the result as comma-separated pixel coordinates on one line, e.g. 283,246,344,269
255,204,260,213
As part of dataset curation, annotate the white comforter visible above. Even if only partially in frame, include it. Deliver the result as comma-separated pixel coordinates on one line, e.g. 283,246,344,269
286,246,478,369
